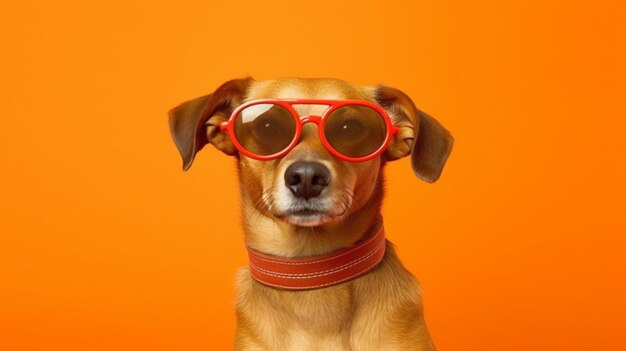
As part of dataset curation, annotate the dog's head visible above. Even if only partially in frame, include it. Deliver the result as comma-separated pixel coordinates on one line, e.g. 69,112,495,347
169,77,452,253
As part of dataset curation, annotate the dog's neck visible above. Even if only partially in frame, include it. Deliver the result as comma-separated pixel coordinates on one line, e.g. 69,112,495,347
246,221,386,290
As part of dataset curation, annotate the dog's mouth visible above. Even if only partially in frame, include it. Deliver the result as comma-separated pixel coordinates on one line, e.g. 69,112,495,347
266,183,354,227
275,208,332,227
273,203,348,227
290,209,323,216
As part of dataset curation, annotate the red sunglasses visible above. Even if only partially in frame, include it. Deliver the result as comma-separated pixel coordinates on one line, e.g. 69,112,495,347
219,99,399,162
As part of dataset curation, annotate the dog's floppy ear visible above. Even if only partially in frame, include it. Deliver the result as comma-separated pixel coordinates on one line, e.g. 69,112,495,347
168,77,252,170
376,85,454,183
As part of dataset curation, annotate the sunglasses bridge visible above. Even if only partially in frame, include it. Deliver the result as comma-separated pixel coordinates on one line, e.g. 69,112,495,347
298,115,322,125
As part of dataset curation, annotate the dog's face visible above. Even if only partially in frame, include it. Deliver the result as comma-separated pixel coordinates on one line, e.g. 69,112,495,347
237,79,385,227
169,77,453,251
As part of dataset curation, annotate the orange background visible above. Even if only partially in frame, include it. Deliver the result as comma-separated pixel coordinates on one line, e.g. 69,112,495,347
1,1,625,350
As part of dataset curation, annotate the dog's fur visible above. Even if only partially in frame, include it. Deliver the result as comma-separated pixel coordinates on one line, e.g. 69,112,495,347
169,77,453,350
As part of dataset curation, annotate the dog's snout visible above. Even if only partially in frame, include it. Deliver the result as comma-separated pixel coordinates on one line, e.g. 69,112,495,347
284,162,331,200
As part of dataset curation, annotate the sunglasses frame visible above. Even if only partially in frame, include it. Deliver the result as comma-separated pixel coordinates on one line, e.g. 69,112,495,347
219,98,399,162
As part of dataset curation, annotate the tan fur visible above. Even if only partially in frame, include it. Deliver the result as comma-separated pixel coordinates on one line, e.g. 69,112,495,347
169,77,452,350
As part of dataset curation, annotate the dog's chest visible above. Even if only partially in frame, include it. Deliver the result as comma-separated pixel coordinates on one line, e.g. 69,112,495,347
281,329,350,351
280,288,353,347
267,286,352,338
236,270,360,350
234,254,428,351
236,283,398,351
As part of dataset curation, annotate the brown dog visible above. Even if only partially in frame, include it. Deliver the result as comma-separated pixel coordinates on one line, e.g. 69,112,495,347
169,77,453,350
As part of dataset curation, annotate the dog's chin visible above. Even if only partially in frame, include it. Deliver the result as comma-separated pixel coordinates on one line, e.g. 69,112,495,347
276,210,340,227
279,211,332,227
270,194,351,227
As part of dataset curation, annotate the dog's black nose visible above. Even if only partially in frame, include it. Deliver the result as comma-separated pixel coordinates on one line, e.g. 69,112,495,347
284,162,331,200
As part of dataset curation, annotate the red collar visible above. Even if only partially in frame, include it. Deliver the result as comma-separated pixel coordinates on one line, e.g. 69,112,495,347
246,225,386,290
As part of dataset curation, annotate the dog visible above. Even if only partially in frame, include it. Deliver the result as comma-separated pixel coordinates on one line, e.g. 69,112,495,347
169,77,453,350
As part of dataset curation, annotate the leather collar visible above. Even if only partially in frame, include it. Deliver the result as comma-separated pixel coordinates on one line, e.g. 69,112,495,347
246,224,386,290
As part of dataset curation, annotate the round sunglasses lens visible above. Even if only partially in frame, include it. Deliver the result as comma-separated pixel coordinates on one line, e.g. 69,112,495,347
233,104,296,156
324,105,387,158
